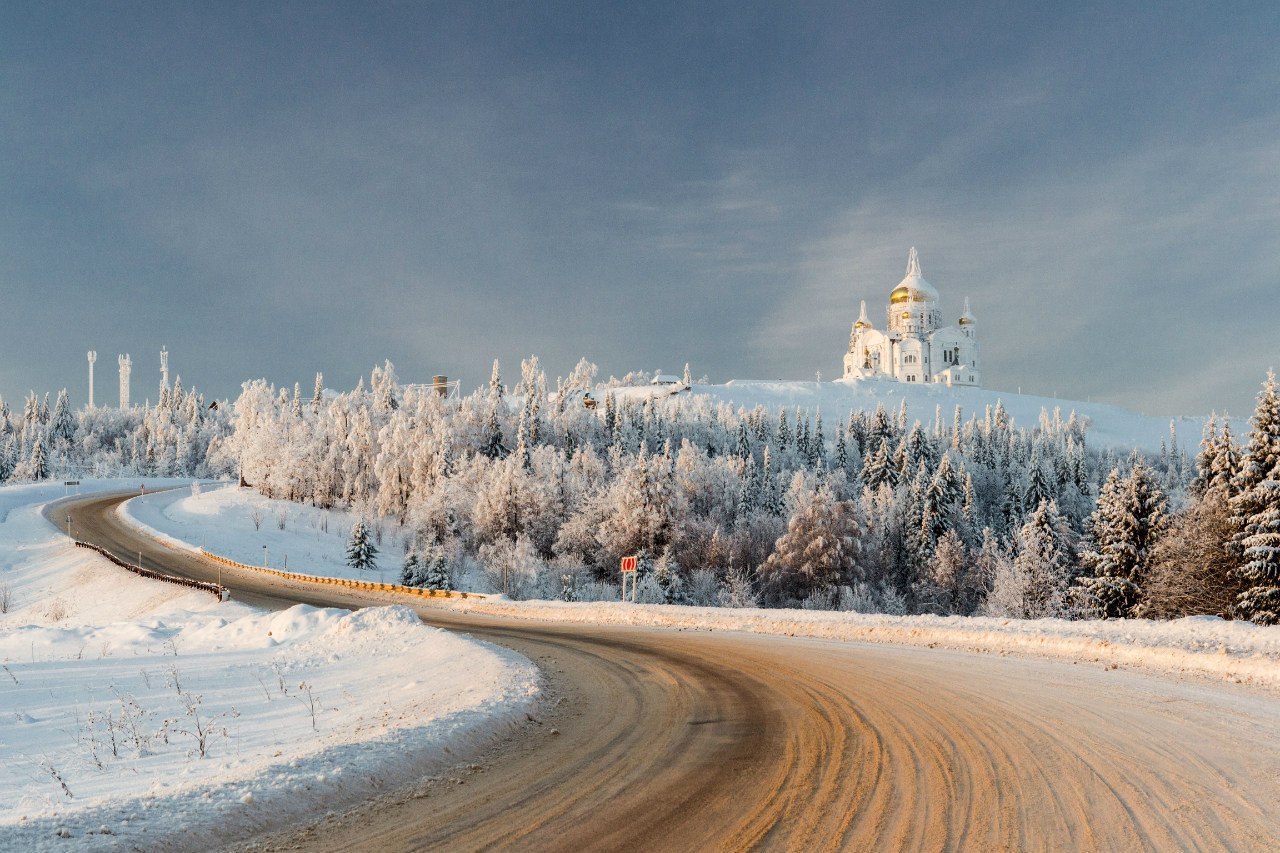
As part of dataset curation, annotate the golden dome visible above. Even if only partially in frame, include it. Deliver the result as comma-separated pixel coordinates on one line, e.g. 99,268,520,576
854,319,871,329
889,247,939,304
958,316,973,325
900,311,911,320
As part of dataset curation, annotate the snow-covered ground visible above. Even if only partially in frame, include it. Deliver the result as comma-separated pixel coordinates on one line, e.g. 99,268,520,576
610,377,1200,453
0,481,539,851
123,484,1280,693
123,483,411,585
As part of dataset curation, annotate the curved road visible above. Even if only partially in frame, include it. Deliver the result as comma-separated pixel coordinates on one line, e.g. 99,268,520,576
52,492,1280,852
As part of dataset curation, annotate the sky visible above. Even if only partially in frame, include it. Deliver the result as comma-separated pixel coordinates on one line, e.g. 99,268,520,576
1,2,1277,419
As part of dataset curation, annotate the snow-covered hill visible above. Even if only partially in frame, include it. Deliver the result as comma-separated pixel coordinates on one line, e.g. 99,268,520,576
611,376,1199,453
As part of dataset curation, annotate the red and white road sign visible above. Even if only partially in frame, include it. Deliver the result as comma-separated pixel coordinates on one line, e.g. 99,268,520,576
620,555,638,572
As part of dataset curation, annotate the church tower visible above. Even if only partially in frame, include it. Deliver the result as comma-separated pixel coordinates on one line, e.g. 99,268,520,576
842,247,981,387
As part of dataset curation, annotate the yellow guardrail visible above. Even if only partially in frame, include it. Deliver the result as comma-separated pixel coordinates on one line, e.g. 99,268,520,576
197,548,484,600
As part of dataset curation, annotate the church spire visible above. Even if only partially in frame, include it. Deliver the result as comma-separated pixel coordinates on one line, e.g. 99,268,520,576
854,299,871,329
906,246,920,277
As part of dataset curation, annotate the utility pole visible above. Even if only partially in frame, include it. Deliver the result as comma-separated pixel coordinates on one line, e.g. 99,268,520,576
86,351,96,408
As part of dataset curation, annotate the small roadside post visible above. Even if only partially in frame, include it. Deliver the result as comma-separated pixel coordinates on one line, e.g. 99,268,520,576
620,555,638,603
66,515,72,539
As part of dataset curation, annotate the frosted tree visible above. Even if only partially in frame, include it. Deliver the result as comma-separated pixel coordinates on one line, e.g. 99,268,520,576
489,359,503,399
759,484,863,605
860,439,895,490
422,548,452,591
346,518,378,571
916,529,967,614
652,546,685,603
1007,500,1076,618
1232,371,1280,624
400,550,421,586
50,390,74,446
717,565,759,608
28,435,48,481
1074,460,1168,618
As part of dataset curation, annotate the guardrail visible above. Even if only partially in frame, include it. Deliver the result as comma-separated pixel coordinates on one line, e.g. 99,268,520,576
75,541,228,600
198,549,484,601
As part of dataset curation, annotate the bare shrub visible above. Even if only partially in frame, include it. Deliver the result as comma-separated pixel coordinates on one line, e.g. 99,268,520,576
275,507,288,531
45,597,70,622
1143,497,1245,619
0,583,12,613
249,507,264,531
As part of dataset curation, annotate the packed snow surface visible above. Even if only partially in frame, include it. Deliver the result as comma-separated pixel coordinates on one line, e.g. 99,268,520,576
610,377,1201,453
437,596,1280,691
0,481,539,851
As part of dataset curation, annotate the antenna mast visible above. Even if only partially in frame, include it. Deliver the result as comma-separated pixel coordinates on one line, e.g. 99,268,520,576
86,351,97,408
118,354,132,409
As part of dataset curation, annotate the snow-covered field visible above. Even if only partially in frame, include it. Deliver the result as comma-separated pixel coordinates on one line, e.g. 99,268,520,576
123,483,410,585
0,481,539,852
122,484,1280,693
611,377,1199,453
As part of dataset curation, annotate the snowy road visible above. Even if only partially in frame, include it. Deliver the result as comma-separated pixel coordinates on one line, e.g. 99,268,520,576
56,492,1280,851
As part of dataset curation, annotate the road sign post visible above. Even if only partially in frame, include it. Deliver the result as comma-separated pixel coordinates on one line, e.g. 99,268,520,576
620,555,638,603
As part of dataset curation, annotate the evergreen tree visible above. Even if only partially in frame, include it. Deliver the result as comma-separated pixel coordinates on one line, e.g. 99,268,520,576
312,372,324,413
1075,461,1168,618
653,546,685,603
29,435,48,481
1023,448,1055,512
1009,500,1075,618
401,550,421,586
422,549,452,590
1232,371,1280,623
919,529,971,614
1210,418,1241,496
860,439,895,490
346,518,378,571
50,390,74,446
489,359,503,399
482,408,506,459
735,421,751,461
920,452,962,551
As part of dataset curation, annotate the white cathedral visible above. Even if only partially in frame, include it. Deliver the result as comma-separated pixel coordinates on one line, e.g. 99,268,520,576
842,247,981,387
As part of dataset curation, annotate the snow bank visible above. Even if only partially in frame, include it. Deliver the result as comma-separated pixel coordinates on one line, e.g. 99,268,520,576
0,481,540,851
438,597,1280,691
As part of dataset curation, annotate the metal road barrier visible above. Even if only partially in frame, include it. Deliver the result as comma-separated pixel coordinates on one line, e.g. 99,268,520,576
74,541,227,600
197,549,484,601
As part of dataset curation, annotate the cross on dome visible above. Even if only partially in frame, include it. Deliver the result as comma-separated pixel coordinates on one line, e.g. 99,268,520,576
906,246,921,277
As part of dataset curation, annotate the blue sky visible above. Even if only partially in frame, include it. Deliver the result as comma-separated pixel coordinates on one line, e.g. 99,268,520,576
1,2,1277,418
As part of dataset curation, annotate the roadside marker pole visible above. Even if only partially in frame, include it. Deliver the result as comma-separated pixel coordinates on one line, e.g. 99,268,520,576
620,555,638,603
